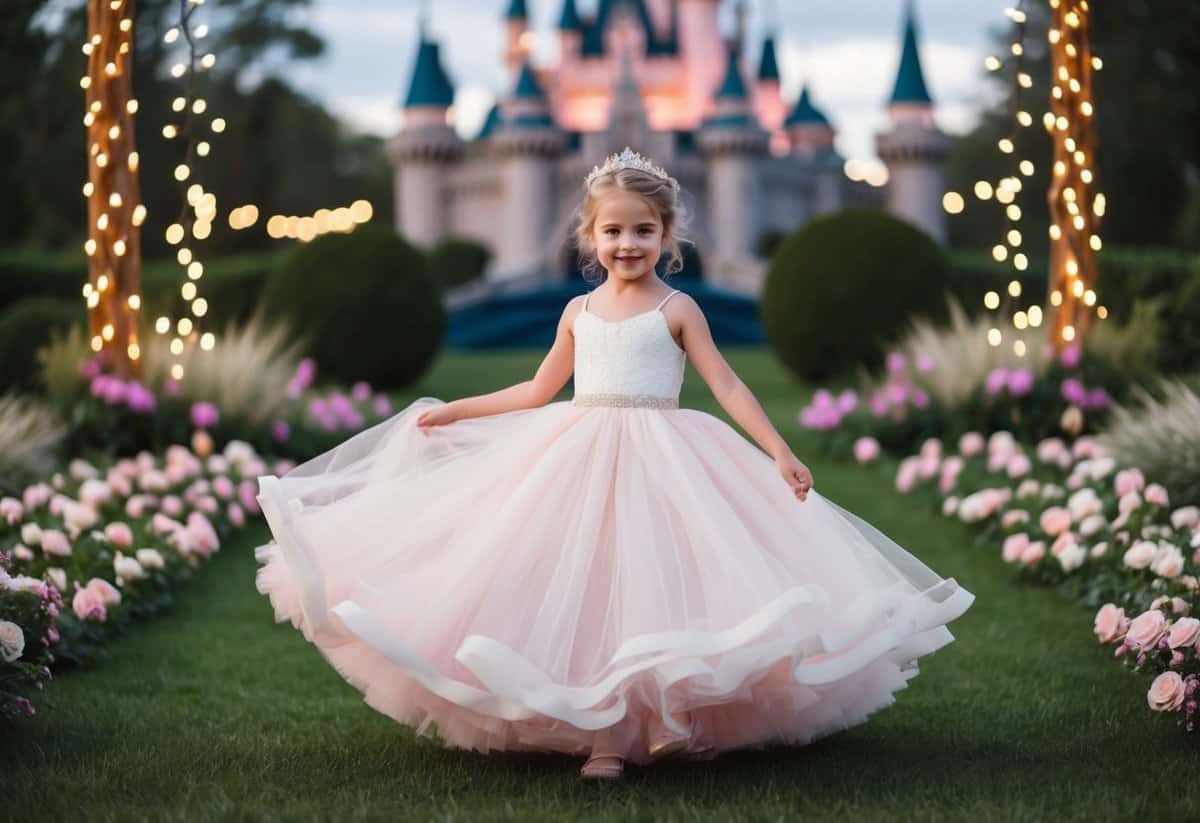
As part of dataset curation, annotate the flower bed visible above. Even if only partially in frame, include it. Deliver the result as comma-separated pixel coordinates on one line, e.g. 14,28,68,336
0,440,294,720
884,429,1200,737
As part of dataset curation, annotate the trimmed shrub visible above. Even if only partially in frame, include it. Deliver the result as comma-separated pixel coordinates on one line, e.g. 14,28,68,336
762,208,951,381
0,297,86,392
428,237,491,290
259,226,443,388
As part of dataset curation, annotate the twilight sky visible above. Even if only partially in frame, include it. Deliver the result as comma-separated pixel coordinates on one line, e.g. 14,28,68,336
283,0,1016,162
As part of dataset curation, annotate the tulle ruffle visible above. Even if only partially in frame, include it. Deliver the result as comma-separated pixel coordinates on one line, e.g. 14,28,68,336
255,397,974,764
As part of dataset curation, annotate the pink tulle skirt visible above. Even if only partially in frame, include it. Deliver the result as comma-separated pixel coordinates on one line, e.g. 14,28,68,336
254,397,974,764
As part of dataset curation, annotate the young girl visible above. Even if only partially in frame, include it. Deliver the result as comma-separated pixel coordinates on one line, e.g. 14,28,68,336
254,148,975,781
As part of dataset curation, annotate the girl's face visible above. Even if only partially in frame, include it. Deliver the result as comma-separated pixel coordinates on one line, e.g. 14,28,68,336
591,189,667,281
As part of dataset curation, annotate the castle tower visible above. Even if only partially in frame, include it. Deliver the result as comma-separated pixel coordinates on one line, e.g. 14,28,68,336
492,57,566,280
874,0,952,244
557,0,583,64
754,33,787,155
697,41,769,267
388,24,462,249
504,0,532,79
678,0,723,127
786,84,843,217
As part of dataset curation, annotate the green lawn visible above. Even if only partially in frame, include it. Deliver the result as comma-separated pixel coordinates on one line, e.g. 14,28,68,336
2,348,1195,822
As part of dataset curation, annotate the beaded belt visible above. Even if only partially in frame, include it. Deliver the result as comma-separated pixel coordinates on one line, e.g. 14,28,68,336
572,393,679,409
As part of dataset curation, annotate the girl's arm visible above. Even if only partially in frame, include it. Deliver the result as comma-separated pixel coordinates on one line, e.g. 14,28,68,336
437,296,583,422
673,294,814,498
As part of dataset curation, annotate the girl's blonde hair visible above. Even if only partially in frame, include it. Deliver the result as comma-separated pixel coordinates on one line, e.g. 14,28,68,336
572,165,690,284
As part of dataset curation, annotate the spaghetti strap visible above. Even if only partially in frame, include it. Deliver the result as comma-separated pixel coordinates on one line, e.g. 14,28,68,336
582,292,590,311
656,289,681,311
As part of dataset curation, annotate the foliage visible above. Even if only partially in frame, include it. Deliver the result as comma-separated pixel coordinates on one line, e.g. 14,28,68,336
0,298,85,393
1100,378,1200,508
428,237,491,290
762,208,951,382
260,225,444,388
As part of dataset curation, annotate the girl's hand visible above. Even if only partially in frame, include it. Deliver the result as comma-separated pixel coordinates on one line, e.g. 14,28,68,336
416,403,459,430
777,453,814,502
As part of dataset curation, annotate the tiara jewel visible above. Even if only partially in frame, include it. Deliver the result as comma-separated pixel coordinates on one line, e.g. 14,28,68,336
585,147,680,194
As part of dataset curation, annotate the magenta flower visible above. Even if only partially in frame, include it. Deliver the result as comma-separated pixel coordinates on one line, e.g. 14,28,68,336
190,401,219,429
328,393,354,418
915,352,935,373
372,395,392,417
912,388,930,409
1059,343,1082,369
125,381,157,414
271,419,291,443
1061,378,1086,406
985,367,1009,396
351,381,372,402
1084,387,1110,409
836,389,858,415
294,358,316,390
887,382,909,405
869,393,888,417
80,355,104,379
100,377,128,405
1007,367,1035,397
163,377,181,397
886,351,906,374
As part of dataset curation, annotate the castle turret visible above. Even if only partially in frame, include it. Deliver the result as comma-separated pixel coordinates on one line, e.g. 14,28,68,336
786,84,843,217
388,25,462,249
557,0,583,62
678,0,723,128
504,0,533,79
492,58,566,280
874,0,952,244
697,42,769,270
754,33,787,155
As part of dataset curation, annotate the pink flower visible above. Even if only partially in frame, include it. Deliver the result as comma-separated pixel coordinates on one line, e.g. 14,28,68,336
186,512,220,556
1093,604,1128,643
915,352,935,373
125,381,157,414
1007,368,1035,397
1145,483,1170,507
271,419,291,443
227,502,245,528
853,436,880,464
1059,342,1082,368
1126,610,1167,650
351,381,372,402
1001,509,1030,528
1115,468,1146,497
895,457,920,493
1020,541,1045,566
1148,671,1186,712
1167,617,1200,650
190,401,220,429
104,522,134,547
40,529,72,558
1050,531,1078,558
1118,491,1143,515
885,351,906,374
912,388,930,409
1006,454,1032,479
72,586,107,621
1039,506,1072,536
86,577,122,607
238,480,261,515
1003,533,1030,563
836,389,858,415
161,495,184,517
212,476,235,500
372,395,393,417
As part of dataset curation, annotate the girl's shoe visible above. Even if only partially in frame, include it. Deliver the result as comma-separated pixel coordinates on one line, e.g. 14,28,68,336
681,742,718,761
647,713,692,759
580,754,625,780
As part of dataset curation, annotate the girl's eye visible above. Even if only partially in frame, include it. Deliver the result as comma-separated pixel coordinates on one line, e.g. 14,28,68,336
639,228,652,235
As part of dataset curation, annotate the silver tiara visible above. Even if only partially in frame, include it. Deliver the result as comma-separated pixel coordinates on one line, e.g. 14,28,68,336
585,147,680,194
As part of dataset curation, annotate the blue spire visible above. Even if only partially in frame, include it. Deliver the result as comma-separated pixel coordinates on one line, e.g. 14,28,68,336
558,0,582,30
757,35,780,81
477,102,501,139
889,0,933,104
506,0,528,20
716,43,747,99
403,34,455,109
512,58,545,100
785,85,830,127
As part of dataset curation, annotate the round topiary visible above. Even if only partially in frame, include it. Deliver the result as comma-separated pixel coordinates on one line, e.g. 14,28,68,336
429,237,491,290
761,208,951,382
259,225,444,389
0,297,86,393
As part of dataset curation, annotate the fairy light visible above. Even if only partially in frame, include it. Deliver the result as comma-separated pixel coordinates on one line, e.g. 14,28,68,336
265,200,375,241
81,1,144,377
155,0,225,379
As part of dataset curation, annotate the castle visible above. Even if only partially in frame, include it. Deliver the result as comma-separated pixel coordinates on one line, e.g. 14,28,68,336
389,0,951,297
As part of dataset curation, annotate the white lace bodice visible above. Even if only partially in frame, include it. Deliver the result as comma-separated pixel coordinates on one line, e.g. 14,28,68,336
571,289,686,405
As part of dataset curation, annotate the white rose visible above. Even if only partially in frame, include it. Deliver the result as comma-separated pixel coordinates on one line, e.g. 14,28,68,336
68,458,100,482
1151,544,1185,579
20,522,43,546
1058,542,1087,573
1090,542,1109,558
135,548,165,570
1123,540,1158,570
45,566,67,592
1087,457,1117,479
0,621,24,662
1016,479,1041,500
1079,514,1107,538
113,552,147,583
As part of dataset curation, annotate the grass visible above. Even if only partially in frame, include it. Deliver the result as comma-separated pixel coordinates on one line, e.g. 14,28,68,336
2,347,1196,822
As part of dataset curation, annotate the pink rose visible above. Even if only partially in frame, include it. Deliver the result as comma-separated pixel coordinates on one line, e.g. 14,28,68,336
1020,541,1045,567
1167,617,1200,649
227,502,246,527
1079,514,1107,538
1126,609,1167,650
85,577,122,607
161,495,184,517
1039,506,1072,536
186,512,220,556
1006,454,1032,479
1051,531,1078,558
1115,468,1145,497
1001,509,1030,529
72,586,107,621
959,432,985,457
40,529,72,558
1118,492,1142,515
238,480,261,515
1093,603,1128,643
0,497,23,525
104,522,134,547
895,458,919,493
1145,483,1169,507
1147,671,1186,712
1003,533,1030,563
212,475,235,499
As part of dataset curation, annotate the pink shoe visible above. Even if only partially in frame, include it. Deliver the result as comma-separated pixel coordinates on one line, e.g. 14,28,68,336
580,753,625,780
